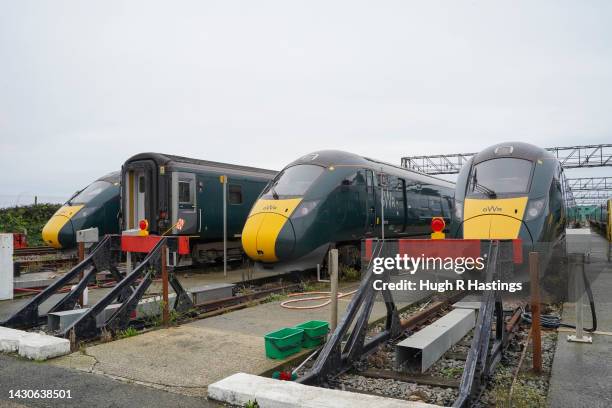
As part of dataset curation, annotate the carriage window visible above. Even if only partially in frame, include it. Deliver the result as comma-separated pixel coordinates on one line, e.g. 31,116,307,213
179,181,192,204
378,173,389,187
138,176,146,193
366,170,376,193
229,184,243,204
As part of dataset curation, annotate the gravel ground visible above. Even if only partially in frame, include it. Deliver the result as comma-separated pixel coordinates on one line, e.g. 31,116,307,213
475,320,558,407
289,295,559,407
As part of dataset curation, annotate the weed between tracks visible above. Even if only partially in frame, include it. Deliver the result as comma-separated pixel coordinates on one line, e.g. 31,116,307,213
117,327,138,339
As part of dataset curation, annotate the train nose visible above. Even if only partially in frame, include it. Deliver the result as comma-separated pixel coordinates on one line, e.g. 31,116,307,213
242,212,296,262
41,205,83,248
462,198,528,240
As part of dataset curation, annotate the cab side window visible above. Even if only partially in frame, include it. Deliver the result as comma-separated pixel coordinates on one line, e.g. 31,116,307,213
229,184,243,205
179,181,192,204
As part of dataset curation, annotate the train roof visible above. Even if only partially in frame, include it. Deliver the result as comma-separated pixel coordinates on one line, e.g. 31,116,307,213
288,150,455,188
124,152,278,177
96,171,120,184
471,142,554,165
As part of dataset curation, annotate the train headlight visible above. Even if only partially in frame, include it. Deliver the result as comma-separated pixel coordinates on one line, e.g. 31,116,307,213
525,198,546,221
454,201,463,221
293,200,320,218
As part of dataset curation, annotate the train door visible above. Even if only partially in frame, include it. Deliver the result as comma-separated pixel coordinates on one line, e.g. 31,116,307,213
365,169,378,235
394,178,407,233
171,172,197,234
126,169,150,229
135,173,146,223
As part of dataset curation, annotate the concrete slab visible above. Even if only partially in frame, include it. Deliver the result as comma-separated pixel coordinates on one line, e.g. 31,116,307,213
0,326,28,352
566,227,596,254
18,333,70,360
208,372,441,408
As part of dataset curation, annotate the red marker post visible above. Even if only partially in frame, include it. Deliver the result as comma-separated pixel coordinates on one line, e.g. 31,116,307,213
431,217,446,240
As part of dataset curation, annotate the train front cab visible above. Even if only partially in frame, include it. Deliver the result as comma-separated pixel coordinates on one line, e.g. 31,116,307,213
241,164,325,263
122,159,200,236
452,145,568,282
42,174,120,249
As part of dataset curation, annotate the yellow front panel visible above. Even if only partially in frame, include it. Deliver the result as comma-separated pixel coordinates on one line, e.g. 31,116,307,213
248,198,303,217
607,199,612,242
256,213,290,262
242,198,303,262
241,212,265,259
41,205,84,248
463,197,528,240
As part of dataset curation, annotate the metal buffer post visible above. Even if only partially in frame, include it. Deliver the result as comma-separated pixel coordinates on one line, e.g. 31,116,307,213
567,253,592,343
78,242,85,306
454,241,509,407
380,170,385,240
329,249,339,332
529,252,542,373
162,243,169,325
76,227,99,307
298,241,402,385
221,175,228,277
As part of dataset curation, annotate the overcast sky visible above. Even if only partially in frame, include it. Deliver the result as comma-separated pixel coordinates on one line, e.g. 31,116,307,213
0,1,611,203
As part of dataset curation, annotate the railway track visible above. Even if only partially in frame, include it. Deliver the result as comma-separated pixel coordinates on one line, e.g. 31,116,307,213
293,291,524,407
13,246,77,274
13,246,59,257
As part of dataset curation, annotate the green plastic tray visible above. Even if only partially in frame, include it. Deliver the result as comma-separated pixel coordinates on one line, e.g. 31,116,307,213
264,327,304,359
295,320,329,348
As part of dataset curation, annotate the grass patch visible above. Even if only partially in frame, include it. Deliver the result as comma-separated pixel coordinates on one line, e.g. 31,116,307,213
490,367,547,407
339,265,361,281
262,293,288,303
301,281,328,292
0,204,61,246
117,327,138,339
440,366,464,378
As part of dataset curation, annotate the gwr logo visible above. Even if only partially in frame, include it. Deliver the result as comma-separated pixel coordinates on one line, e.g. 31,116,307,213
482,205,503,213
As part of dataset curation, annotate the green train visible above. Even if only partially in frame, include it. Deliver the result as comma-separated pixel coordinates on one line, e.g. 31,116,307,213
589,199,611,241
241,150,455,269
121,153,277,263
42,172,121,248
450,142,569,280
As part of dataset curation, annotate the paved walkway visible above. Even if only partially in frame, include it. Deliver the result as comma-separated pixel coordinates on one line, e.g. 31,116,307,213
0,354,217,408
47,286,428,397
548,229,612,408
0,265,286,322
